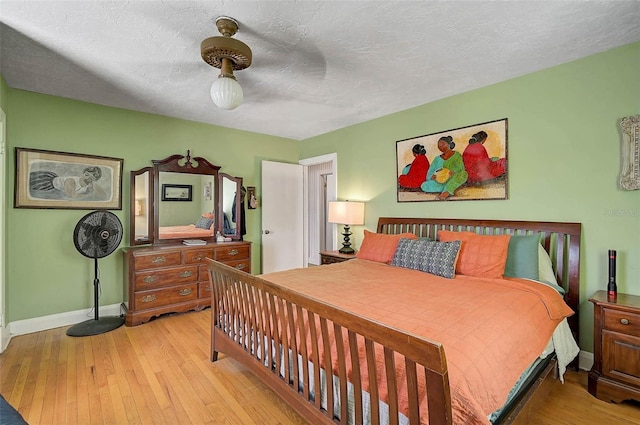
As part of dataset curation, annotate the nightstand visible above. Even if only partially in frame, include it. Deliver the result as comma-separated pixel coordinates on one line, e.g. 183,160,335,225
588,290,640,403
320,250,356,265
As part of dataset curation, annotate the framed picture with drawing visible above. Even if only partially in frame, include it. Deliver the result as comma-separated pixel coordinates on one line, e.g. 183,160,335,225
14,147,124,210
161,184,193,201
396,118,508,202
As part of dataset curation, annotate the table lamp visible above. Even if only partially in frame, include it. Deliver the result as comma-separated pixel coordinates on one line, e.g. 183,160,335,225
328,201,365,254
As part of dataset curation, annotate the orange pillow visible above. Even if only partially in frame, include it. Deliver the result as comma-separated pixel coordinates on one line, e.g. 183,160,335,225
356,230,418,264
437,230,511,278
202,213,214,219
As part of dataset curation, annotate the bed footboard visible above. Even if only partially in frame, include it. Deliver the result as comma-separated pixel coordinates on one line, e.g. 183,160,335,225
207,259,453,425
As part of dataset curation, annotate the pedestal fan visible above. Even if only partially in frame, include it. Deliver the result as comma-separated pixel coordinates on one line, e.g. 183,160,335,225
66,210,124,337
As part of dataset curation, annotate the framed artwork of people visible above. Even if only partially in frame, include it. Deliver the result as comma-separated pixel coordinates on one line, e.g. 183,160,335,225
14,147,124,209
396,118,508,202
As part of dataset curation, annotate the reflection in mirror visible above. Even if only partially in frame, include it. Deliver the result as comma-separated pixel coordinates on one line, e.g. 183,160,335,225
158,172,217,240
222,176,237,236
219,173,244,240
134,173,149,240
131,167,153,245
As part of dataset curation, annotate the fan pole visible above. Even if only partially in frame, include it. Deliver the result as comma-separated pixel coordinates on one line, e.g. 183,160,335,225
93,256,100,321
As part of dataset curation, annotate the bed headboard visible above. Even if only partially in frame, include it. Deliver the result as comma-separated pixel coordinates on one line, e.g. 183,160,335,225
377,217,582,344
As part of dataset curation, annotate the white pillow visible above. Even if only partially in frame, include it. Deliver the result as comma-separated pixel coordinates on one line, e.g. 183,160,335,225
538,244,565,295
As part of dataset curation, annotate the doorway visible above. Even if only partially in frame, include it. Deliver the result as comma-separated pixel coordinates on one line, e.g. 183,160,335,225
261,154,337,273
0,107,7,352
300,153,337,265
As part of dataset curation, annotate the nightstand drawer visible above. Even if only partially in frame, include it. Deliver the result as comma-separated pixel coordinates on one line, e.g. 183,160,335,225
603,331,640,387
603,308,640,334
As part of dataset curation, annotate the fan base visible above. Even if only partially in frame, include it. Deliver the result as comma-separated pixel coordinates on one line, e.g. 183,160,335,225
66,316,125,337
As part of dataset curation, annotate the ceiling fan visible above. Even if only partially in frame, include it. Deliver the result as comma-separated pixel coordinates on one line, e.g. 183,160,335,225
200,16,252,110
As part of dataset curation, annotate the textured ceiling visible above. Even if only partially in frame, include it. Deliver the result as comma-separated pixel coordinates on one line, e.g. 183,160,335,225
1,1,639,140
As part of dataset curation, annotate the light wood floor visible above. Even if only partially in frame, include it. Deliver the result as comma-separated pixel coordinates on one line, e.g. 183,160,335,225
1,309,638,425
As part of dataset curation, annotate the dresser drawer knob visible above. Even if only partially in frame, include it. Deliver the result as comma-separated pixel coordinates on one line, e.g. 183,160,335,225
228,249,239,256
179,288,192,296
180,271,194,278
143,276,158,284
620,318,630,325
151,256,166,264
195,256,203,261
236,264,246,270
141,294,156,303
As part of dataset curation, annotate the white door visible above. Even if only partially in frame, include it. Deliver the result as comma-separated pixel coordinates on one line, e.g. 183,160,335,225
0,108,7,352
261,161,304,273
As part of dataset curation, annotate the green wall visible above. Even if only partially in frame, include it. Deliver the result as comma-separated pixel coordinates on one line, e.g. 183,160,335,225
301,42,640,351
4,90,298,323
3,42,639,353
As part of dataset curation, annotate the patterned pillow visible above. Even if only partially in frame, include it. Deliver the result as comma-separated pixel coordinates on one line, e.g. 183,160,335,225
391,238,462,279
195,217,214,229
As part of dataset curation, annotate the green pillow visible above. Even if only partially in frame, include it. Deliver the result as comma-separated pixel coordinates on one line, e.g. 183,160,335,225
504,234,540,280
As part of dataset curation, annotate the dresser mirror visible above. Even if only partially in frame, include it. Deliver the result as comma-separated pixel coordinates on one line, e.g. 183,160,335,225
129,151,243,246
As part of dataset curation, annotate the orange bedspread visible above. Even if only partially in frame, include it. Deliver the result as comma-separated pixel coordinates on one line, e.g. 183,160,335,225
158,224,213,239
260,258,574,425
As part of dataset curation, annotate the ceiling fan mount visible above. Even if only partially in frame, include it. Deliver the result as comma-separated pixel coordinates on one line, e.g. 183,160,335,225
201,16,252,71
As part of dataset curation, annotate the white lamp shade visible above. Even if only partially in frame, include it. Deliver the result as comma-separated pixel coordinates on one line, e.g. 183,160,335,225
328,201,365,225
210,76,243,110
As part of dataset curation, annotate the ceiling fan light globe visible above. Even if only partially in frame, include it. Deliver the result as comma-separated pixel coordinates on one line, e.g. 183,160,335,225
210,76,243,110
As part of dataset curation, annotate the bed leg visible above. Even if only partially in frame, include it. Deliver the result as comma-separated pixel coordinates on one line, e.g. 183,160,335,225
211,351,219,362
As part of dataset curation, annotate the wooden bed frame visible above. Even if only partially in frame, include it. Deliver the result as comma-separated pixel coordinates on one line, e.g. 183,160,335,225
207,217,581,425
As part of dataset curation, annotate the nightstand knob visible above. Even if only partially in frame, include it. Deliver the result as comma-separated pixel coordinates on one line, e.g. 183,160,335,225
620,318,630,325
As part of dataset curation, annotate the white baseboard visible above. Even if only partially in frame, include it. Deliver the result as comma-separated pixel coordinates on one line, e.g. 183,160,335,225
7,303,123,339
578,350,594,371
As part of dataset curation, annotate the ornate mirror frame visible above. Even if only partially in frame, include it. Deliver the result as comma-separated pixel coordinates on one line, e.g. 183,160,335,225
129,151,244,246
619,114,640,191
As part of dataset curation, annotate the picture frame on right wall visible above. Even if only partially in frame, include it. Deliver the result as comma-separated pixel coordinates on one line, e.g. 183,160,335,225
396,118,508,202
619,114,639,191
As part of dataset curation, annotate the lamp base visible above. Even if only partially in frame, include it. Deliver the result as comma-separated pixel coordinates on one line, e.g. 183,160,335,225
339,224,355,254
338,246,355,255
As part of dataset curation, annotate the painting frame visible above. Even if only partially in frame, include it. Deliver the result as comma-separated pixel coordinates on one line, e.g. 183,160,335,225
618,114,639,191
15,147,124,210
161,184,193,202
396,118,508,202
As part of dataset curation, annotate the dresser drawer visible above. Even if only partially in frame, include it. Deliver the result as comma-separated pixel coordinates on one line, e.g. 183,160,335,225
134,283,198,309
199,281,212,299
603,308,640,334
134,251,182,270
134,265,198,290
214,245,250,262
184,248,215,264
224,259,250,272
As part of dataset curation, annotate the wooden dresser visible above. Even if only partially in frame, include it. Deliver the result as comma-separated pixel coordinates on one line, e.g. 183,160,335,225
588,290,640,403
123,241,251,326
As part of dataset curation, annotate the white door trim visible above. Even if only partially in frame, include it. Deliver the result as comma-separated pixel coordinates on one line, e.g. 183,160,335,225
299,153,338,255
0,107,8,352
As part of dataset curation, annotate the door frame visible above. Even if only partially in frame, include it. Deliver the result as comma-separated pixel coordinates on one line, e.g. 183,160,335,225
299,153,338,261
0,107,7,352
